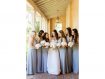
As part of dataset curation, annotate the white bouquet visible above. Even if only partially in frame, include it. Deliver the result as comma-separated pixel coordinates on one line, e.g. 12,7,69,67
40,40,46,46
44,42,50,48
68,42,74,47
61,42,67,47
35,44,41,49
50,42,57,49
57,42,61,48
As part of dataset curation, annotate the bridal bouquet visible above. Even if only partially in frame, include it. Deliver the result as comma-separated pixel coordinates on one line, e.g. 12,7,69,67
44,42,50,48
35,44,41,49
61,42,67,47
40,40,46,47
68,42,74,47
50,42,57,49
57,42,61,48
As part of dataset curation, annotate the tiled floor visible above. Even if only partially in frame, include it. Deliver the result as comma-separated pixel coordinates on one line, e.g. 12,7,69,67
27,73,78,79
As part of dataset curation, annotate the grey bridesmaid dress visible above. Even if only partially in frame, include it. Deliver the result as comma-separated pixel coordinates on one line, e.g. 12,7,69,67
66,35,73,73
42,46,48,73
36,40,42,73
58,38,68,74
26,40,37,75
73,43,79,73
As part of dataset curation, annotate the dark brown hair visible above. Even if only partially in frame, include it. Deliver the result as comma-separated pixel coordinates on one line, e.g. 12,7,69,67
66,27,72,37
43,32,49,42
59,30,66,39
38,30,44,38
72,28,79,43
51,29,58,40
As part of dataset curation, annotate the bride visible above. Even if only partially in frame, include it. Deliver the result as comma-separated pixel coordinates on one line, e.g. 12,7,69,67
47,30,61,75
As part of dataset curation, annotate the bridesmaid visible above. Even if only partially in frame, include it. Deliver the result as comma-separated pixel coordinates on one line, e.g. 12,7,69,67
65,27,73,73
36,30,44,73
72,28,79,74
58,30,68,74
42,32,49,73
27,31,37,75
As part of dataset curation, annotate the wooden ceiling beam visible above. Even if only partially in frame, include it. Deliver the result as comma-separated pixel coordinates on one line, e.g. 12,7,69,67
30,0,69,18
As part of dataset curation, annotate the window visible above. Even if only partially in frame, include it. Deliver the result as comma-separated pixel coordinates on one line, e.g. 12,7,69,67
26,2,35,55
35,11,41,33
35,12,47,32
26,3,34,32
41,17,47,32
26,1,48,54
55,23,62,32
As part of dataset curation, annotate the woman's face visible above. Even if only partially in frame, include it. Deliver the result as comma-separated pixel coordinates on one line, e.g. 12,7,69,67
33,32,36,38
72,30,74,35
66,29,68,35
42,32,44,37
46,34,49,38
52,32,55,37
58,32,61,38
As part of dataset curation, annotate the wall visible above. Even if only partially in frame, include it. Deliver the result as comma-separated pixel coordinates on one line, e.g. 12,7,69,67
49,0,79,34
66,0,71,28
70,0,79,29
66,0,79,30
47,19,51,35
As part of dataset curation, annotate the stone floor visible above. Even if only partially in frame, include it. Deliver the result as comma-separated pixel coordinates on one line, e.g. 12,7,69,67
27,73,79,79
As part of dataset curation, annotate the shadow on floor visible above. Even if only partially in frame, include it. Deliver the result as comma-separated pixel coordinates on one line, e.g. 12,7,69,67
27,73,78,79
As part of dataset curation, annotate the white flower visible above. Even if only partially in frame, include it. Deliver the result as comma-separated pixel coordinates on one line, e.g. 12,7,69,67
57,42,61,47
45,42,50,48
61,42,67,47
40,40,46,46
50,42,57,49
35,44,41,49
49,43,52,47
50,42,53,48
68,42,73,47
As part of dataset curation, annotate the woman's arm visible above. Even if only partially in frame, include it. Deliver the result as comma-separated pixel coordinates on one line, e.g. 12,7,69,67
69,36,73,42
28,36,35,48
63,38,66,42
62,38,68,47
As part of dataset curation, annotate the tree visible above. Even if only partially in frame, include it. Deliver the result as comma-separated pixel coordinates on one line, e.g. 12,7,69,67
35,21,40,33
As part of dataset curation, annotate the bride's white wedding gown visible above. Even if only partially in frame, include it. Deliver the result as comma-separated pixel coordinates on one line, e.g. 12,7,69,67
47,39,61,75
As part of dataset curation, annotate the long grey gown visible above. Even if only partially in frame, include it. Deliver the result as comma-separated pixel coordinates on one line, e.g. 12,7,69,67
58,38,68,74
36,40,42,73
42,46,48,73
73,43,79,73
66,35,73,73
26,40,37,75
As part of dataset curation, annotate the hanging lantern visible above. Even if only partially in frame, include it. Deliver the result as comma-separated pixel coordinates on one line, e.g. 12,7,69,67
56,16,60,23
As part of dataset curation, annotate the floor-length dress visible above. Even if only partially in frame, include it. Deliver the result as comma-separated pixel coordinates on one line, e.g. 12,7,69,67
66,35,73,73
58,38,68,74
36,40,42,73
73,43,79,73
47,39,60,75
27,40,37,75
42,46,48,73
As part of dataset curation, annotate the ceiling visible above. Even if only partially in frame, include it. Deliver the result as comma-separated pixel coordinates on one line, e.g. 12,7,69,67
32,0,70,19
